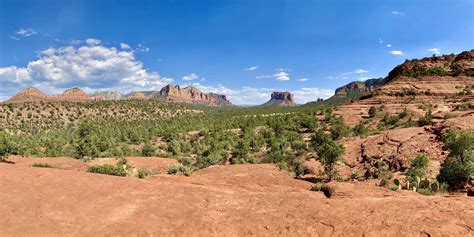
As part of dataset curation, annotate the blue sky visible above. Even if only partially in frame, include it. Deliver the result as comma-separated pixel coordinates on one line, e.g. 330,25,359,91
1,0,473,104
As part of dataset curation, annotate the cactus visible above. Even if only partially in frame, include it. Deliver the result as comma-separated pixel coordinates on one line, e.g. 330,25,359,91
420,179,430,189
406,181,410,190
410,181,418,189
430,181,440,192
415,176,421,187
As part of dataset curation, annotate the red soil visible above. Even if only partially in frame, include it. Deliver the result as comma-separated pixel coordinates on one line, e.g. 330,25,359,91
0,158,473,236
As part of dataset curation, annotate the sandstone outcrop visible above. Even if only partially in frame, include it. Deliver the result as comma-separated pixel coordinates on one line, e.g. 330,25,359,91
262,92,296,107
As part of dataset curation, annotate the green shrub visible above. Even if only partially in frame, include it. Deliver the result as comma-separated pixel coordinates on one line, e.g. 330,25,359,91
437,129,474,188
317,139,345,181
141,141,156,157
167,164,193,176
368,106,377,118
310,182,324,191
405,154,429,182
87,164,127,176
388,184,400,192
417,188,434,196
137,168,150,179
32,163,55,168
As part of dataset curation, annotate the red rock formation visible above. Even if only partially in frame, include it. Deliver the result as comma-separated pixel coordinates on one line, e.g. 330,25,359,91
262,92,296,107
157,84,231,106
6,87,49,103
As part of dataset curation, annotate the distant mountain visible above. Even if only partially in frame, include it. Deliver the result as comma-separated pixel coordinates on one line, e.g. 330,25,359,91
6,84,232,106
261,92,296,107
334,78,386,97
6,87,99,103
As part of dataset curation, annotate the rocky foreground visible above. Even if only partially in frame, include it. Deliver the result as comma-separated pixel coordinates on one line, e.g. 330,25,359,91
0,157,473,236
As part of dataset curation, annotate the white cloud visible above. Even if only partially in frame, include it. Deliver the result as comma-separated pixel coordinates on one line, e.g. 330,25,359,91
274,71,290,81
245,66,258,71
120,43,131,50
378,38,384,44
297,78,309,82
0,42,173,98
328,76,349,80
189,83,332,105
428,48,441,55
391,11,405,16
386,44,392,47
389,50,404,56
342,69,369,75
85,38,101,45
70,40,82,45
182,73,199,81
353,69,368,74
10,27,37,40
256,68,291,81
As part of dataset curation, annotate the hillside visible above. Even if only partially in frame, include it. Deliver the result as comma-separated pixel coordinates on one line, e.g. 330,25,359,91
333,50,474,126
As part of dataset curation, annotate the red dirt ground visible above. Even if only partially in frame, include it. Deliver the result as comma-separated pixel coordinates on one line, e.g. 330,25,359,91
0,157,473,236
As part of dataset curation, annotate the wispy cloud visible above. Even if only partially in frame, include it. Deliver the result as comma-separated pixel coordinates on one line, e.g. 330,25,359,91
428,48,441,55
182,73,199,81
136,43,150,52
389,50,404,56
327,75,349,80
257,68,291,81
342,69,369,75
120,43,131,50
9,27,37,40
378,38,384,44
391,10,405,16
274,71,290,81
297,78,309,82
245,66,258,71
85,38,101,45
386,44,392,48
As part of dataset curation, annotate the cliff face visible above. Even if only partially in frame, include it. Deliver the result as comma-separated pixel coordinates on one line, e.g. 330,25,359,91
157,85,231,106
262,92,296,107
334,50,474,126
386,50,474,82
334,78,385,97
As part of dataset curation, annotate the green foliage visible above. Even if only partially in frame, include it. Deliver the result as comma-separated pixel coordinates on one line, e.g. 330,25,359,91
417,108,433,126
388,184,400,192
32,163,55,168
368,106,377,118
437,129,474,188
167,164,193,176
137,168,150,179
310,182,324,191
141,141,156,157
330,117,351,140
74,120,101,160
417,188,434,196
0,130,16,161
406,154,429,183
317,139,345,181
87,164,127,176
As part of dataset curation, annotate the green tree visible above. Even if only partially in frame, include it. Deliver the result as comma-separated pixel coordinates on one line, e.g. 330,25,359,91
74,121,100,159
317,140,345,181
437,129,474,187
